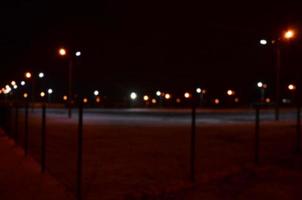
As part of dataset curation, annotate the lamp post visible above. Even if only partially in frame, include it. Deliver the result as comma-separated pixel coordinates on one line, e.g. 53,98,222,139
260,29,296,120
47,88,53,103
257,82,267,103
58,48,81,118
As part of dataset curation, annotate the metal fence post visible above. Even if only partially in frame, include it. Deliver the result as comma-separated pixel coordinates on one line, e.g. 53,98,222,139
77,102,83,200
255,106,260,164
8,104,13,138
296,105,301,153
15,104,19,144
190,98,197,183
41,103,46,173
24,102,29,156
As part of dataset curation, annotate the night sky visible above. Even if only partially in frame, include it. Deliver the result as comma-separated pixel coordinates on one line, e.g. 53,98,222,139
1,1,302,99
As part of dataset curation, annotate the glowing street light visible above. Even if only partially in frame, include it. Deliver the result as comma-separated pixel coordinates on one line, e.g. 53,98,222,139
130,92,137,100
63,95,68,101
38,72,44,78
94,90,99,96
4,85,11,94
83,98,88,104
165,93,171,100
58,47,81,118
25,72,32,79
257,82,267,102
152,99,157,104
47,88,53,94
288,84,296,91
40,92,46,98
21,81,26,86
227,90,235,96
75,51,82,57
143,95,149,101
59,48,67,56
260,39,268,45
96,96,101,103
11,81,16,86
156,91,161,97
284,30,295,40
184,92,191,99
214,98,220,105
196,88,202,94
13,85,18,89
23,93,28,99
257,82,263,88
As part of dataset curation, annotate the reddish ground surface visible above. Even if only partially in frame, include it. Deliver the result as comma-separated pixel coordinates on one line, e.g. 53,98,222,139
2,108,302,199
0,130,74,200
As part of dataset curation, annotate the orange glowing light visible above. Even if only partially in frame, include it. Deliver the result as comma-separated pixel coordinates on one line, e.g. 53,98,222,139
83,98,88,104
63,95,68,101
59,48,67,56
40,92,46,98
143,95,149,101
284,30,295,40
214,98,220,105
227,90,235,96
184,92,191,99
25,72,32,79
288,84,296,91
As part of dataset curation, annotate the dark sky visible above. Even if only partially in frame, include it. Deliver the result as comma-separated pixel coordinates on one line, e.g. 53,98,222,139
1,1,302,97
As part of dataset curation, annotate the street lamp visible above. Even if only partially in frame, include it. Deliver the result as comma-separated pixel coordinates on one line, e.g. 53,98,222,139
288,84,296,91
196,88,202,94
21,81,26,86
59,48,67,56
130,92,137,100
184,92,191,99
156,91,161,96
58,47,81,118
260,39,268,45
75,51,82,57
25,72,32,79
143,95,149,101
257,81,263,88
257,82,267,103
83,98,88,104
40,92,46,98
47,88,53,94
38,72,44,79
260,28,296,120
227,89,235,96
11,81,16,86
284,30,295,40
93,90,99,96
165,93,171,100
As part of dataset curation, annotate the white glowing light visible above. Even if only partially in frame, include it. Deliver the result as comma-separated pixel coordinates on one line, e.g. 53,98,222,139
130,92,137,100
